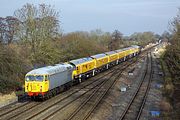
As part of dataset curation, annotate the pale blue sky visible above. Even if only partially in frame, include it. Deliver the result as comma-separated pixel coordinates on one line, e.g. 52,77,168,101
0,0,180,35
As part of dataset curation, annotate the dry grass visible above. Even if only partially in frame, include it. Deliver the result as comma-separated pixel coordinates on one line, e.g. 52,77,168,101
0,92,17,105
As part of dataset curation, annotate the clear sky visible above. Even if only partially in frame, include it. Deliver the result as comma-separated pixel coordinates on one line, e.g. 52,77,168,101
0,0,180,35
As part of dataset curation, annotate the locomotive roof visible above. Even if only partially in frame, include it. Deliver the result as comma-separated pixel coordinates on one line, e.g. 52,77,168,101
115,46,138,52
91,53,107,59
131,45,140,48
69,57,93,65
115,49,123,52
105,51,117,55
121,46,133,51
122,48,130,50
26,63,74,75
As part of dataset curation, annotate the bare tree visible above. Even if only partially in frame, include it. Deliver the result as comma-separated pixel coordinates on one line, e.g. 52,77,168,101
0,16,19,44
5,16,19,44
14,3,60,54
0,17,6,44
169,8,180,33
108,30,123,50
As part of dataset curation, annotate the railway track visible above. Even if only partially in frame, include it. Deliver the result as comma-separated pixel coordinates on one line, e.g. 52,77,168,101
0,101,41,120
0,101,29,116
119,52,152,120
0,58,125,120
35,55,147,120
65,63,127,120
0,46,154,120
64,53,150,120
0,72,114,120
26,61,133,120
2,59,132,120
42,63,126,120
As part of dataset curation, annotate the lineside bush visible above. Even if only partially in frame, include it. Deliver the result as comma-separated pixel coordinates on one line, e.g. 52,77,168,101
0,45,26,93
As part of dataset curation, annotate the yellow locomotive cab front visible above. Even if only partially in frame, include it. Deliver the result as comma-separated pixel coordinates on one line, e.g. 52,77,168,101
25,75,49,96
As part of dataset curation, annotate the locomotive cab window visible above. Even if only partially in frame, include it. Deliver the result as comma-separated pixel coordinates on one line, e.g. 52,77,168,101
36,75,44,81
26,75,44,81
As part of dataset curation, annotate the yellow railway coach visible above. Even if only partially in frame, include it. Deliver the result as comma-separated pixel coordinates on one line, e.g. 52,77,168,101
131,45,140,55
129,46,136,55
91,53,109,71
115,49,127,62
69,57,96,80
123,48,131,56
105,51,119,67
121,47,133,59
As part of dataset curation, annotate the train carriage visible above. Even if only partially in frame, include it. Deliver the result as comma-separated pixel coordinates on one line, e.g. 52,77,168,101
91,53,109,72
122,46,140,59
105,51,119,67
131,45,141,55
69,57,96,81
115,49,127,62
121,47,133,59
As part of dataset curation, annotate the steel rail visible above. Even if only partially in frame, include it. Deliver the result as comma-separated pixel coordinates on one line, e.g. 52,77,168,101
118,52,152,120
136,52,152,120
41,62,130,120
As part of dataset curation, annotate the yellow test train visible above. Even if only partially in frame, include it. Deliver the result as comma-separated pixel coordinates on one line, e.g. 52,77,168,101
25,45,140,99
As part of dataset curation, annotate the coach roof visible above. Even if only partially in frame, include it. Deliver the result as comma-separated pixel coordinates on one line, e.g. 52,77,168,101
69,57,93,65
